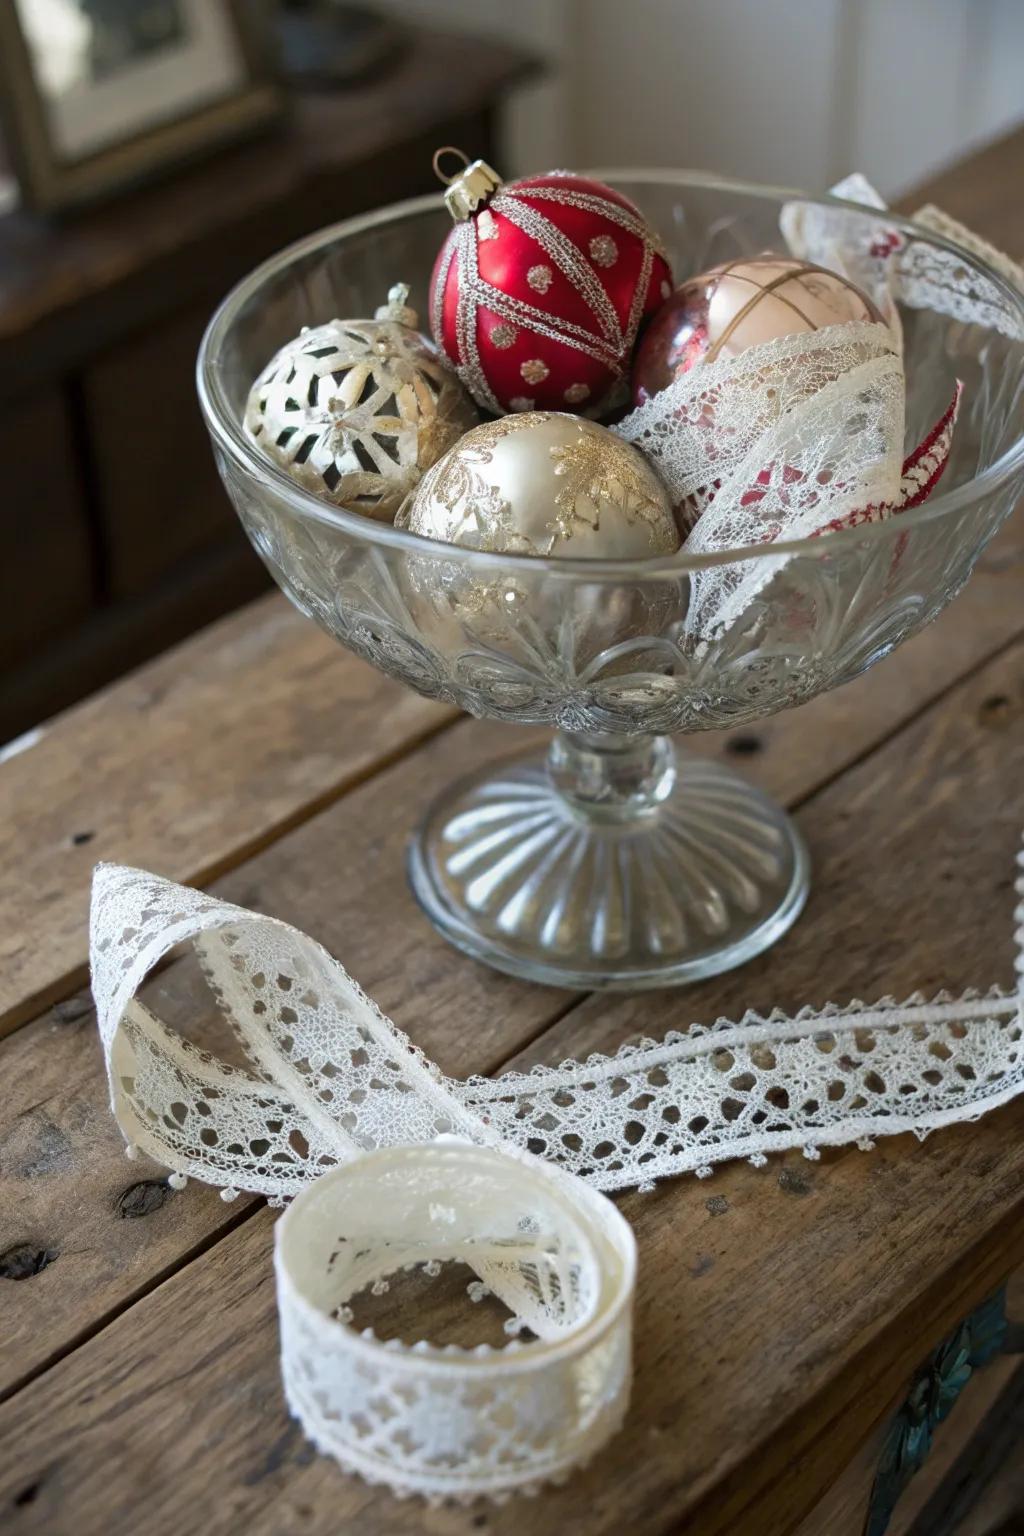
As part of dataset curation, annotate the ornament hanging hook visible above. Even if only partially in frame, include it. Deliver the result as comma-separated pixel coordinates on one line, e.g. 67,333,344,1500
432,146,471,187
431,148,503,221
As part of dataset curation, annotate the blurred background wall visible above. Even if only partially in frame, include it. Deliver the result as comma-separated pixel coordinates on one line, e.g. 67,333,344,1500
381,0,1024,197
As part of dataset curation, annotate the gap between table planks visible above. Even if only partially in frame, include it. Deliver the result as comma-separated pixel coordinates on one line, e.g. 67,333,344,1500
2,622,1023,1536
2,513,1023,1404
2,513,1023,1045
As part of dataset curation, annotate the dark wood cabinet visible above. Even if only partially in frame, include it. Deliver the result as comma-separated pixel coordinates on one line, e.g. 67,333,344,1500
83,303,242,599
3,388,94,665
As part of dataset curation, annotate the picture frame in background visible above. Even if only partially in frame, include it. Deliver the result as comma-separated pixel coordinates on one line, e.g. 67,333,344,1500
0,0,283,212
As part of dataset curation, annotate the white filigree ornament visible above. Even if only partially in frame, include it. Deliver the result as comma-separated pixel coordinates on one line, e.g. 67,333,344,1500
244,284,479,523
90,840,1024,1502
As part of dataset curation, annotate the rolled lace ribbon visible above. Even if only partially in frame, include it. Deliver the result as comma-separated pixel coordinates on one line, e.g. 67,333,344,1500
276,1141,636,1502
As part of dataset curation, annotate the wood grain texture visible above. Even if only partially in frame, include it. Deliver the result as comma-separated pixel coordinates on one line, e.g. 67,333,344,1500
0,532,270,746
2,626,1023,1536
0,594,456,1037
896,122,1024,259
1,518,1022,1409
2,511,1021,1039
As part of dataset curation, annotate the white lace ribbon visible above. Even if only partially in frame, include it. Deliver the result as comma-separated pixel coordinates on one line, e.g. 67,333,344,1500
614,180,1024,643
617,323,906,639
276,1142,635,1502
781,172,1024,343
91,851,1024,1201
89,848,1024,1498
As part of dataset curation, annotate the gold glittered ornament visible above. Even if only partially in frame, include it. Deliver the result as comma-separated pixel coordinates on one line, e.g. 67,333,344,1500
394,412,684,685
244,284,479,523
396,414,683,674
399,412,680,558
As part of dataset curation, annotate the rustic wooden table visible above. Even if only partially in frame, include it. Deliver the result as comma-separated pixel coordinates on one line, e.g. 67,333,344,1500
2,131,1024,1536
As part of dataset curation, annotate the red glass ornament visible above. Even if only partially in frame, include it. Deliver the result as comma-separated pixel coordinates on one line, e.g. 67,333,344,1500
631,253,883,406
430,157,672,417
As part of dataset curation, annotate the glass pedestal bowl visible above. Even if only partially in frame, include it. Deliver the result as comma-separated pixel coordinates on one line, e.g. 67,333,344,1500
198,173,1024,991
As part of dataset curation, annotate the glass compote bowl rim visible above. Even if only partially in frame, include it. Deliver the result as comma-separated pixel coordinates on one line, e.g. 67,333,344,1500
197,169,1024,584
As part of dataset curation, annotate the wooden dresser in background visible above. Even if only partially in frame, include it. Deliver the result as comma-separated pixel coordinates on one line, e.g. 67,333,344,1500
0,30,530,744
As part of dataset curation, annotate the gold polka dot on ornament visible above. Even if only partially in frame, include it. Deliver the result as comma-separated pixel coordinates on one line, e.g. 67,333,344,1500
509,395,535,412
491,324,517,350
564,382,591,404
520,359,550,385
589,235,618,268
527,264,553,294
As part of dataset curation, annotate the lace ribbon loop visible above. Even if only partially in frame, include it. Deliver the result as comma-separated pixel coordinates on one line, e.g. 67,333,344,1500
91,848,1024,1204
276,1142,636,1501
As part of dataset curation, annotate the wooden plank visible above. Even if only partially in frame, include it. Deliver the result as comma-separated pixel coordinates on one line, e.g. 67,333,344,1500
1,519,1023,1405
0,533,270,745
2,509,1021,1041
0,594,457,1037
0,720,558,1402
2,627,1023,1536
897,123,1024,258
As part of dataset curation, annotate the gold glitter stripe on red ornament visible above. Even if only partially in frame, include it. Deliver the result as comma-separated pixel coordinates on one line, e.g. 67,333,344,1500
467,275,624,368
454,220,504,414
623,239,654,353
504,183,671,265
491,194,624,348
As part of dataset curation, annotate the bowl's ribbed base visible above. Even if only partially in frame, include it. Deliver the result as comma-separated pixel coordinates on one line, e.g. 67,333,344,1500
407,746,810,990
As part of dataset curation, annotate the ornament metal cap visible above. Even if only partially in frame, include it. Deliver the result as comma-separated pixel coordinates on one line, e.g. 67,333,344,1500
373,283,418,329
432,146,503,222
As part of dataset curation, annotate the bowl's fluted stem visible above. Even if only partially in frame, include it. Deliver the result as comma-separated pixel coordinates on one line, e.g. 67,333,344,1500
547,732,678,825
